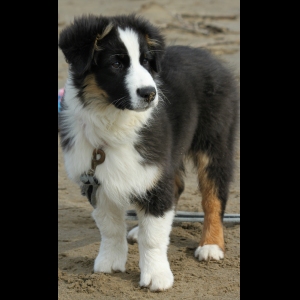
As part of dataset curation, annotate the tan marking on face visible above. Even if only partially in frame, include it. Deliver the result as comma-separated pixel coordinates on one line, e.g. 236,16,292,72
197,152,224,252
82,74,109,109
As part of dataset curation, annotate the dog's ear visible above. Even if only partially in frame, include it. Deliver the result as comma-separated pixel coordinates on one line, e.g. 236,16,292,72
58,15,113,75
138,16,165,73
145,33,165,73
131,15,165,73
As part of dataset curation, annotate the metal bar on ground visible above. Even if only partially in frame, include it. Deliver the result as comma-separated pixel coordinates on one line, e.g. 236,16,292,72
126,210,240,223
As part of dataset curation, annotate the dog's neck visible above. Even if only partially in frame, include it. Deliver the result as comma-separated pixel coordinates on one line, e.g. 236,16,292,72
81,107,153,148
63,79,154,149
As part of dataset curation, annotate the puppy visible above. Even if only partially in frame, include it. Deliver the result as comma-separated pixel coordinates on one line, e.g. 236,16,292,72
58,14,239,291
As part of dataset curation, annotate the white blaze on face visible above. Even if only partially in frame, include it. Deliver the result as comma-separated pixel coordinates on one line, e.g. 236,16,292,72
117,27,158,111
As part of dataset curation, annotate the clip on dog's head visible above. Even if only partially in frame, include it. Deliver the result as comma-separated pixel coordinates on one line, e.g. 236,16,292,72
58,14,165,112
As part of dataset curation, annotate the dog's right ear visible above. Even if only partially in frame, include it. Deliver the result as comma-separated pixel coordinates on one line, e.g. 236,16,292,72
58,15,113,75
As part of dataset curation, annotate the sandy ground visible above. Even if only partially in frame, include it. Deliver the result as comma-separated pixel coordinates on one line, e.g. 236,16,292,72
58,0,240,299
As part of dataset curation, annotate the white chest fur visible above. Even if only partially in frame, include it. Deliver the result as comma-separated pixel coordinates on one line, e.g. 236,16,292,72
61,80,161,206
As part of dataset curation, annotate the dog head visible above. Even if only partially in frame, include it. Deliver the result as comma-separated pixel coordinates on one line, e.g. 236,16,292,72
58,14,165,111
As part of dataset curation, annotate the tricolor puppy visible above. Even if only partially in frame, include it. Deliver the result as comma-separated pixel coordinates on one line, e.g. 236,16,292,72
58,14,239,291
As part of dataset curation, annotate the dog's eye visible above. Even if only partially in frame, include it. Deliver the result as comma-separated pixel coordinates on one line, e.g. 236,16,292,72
142,58,149,66
112,61,122,69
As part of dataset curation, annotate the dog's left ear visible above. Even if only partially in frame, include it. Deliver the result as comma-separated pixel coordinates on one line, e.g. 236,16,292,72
145,33,165,73
58,15,113,75
136,15,165,73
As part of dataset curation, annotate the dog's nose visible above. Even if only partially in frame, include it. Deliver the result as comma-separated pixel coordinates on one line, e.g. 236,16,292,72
137,86,156,103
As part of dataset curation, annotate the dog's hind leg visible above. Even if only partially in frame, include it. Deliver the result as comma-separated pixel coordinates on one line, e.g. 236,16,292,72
174,163,185,207
92,190,128,273
193,151,232,261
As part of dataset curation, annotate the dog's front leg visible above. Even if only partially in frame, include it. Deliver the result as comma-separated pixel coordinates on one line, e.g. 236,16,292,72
136,208,174,291
92,192,128,273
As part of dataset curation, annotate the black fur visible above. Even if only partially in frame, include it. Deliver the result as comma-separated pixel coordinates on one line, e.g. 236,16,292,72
133,45,238,216
58,14,239,218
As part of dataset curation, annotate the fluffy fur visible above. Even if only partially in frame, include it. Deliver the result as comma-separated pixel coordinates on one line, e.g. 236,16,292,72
58,14,239,291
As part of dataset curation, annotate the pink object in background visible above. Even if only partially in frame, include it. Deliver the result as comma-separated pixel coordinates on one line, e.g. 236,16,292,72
58,88,64,113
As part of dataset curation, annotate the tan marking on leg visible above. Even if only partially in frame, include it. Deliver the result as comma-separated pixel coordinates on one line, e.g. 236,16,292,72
200,193,224,251
174,171,184,207
197,152,224,252
174,174,181,201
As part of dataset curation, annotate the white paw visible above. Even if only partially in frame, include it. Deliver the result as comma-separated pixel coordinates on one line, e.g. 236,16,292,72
194,244,224,261
140,263,174,291
127,226,139,244
94,247,127,273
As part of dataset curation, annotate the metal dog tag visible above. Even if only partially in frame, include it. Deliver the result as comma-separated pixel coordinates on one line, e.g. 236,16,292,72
80,148,105,208
80,174,99,208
